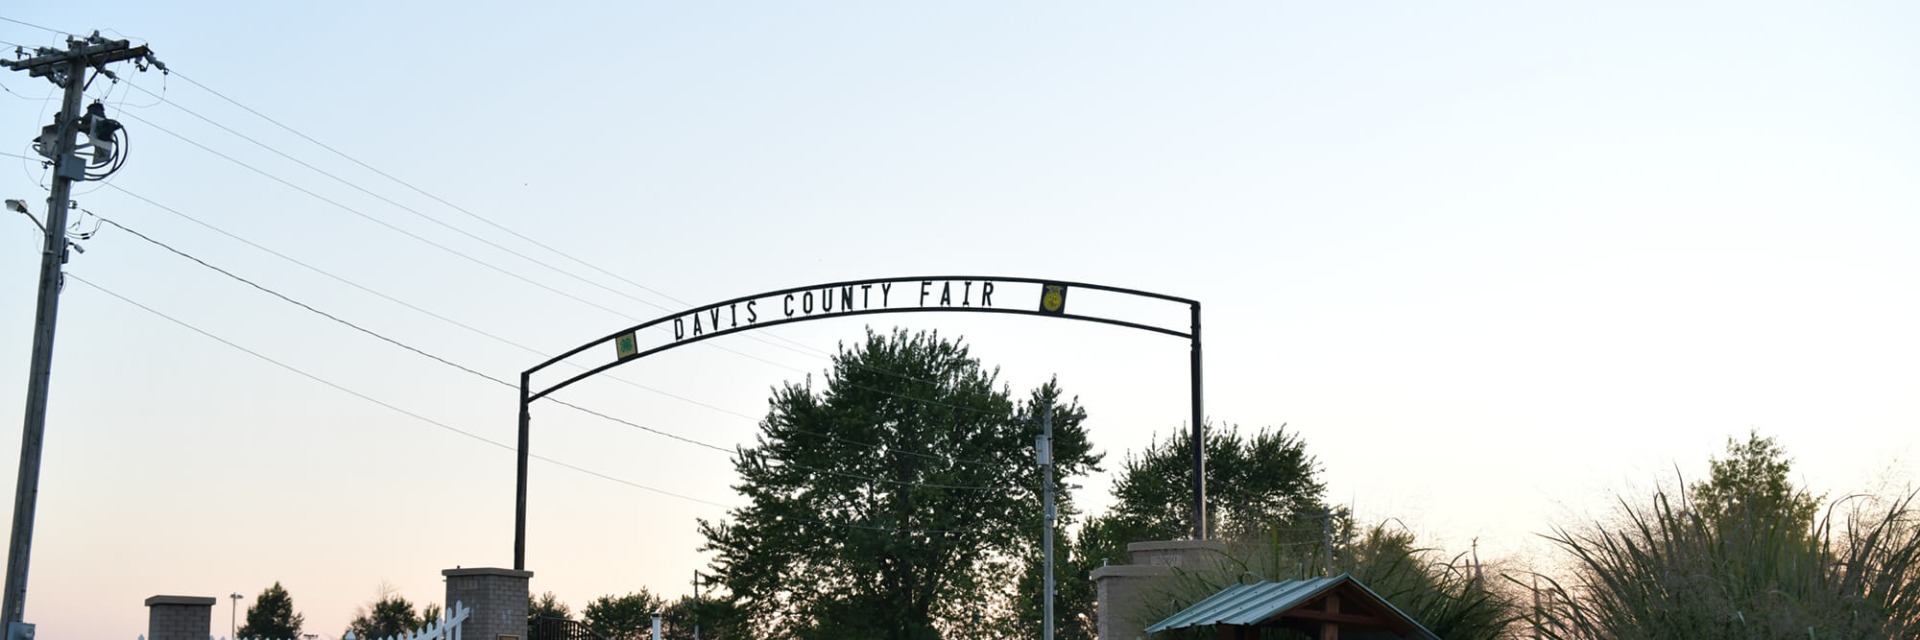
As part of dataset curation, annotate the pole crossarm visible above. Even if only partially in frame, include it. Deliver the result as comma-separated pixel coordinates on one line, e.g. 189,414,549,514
2,39,151,81
512,275,1207,571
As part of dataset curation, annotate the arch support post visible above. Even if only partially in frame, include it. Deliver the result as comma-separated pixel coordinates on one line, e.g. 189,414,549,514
514,372,530,571
1189,301,1206,541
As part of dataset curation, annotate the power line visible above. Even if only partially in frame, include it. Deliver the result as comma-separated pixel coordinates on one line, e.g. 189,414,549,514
147,69,948,389
111,108,646,322
97,186,552,357
108,70,1019,445
71,272,1006,534
0,80,49,101
0,16,68,36
168,68,688,305
95,218,1006,490
117,79,686,317
78,269,1031,549
92,187,1003,467
93,213,744,456
106,93,847,387
62,272,727,509
97,183,763,423
97,215,504,384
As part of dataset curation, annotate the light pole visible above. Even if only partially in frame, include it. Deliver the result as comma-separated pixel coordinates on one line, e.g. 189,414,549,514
228,593,242,639
1033,394,1084,640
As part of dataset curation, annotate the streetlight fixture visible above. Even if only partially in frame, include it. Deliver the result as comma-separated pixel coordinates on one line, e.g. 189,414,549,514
228,593,242,639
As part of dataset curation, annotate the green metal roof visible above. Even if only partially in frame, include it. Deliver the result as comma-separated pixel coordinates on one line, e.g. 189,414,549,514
1144,573,1438,640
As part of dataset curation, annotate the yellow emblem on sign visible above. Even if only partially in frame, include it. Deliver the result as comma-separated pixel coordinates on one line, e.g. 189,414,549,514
614,332,639,359
1039,283,1068,315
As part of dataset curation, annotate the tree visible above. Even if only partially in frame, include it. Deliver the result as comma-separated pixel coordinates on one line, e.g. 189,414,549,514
584,590,667,640
237,582,303,640
420,602,443,628
699,328,1099,640
529,591,571,625
670,593,749,640
1108,422,1328,542
1690,430,1820,535
344,586,424,640
581,590,749,640
1034,423,1329,640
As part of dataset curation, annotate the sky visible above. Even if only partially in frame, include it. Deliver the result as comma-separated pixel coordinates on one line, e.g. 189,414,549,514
1,2,1916,637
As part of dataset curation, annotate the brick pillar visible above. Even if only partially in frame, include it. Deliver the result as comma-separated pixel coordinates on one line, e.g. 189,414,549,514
1089,540,1228,640
144,595,214,640
444,567,531,640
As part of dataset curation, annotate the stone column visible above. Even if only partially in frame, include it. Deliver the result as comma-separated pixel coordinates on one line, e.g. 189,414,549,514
1091,563,1172,640
144,595,214,640
443,567,532,640
1090,540,1228,640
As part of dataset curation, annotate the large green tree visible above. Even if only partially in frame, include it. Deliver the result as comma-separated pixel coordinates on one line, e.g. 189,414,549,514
700,328,1099,640
237,582,303,640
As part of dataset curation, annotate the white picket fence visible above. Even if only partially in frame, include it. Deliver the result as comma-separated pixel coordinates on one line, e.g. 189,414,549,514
343,601,467,640
140,600,469,640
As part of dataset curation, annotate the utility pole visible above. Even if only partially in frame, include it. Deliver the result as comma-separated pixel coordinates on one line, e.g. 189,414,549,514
691,570,701,640
1,33,153,636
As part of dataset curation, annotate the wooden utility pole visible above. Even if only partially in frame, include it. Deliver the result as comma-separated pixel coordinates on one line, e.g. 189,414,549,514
1,32,153,636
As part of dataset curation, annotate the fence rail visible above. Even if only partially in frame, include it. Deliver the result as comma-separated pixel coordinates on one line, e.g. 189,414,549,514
530,615,605,640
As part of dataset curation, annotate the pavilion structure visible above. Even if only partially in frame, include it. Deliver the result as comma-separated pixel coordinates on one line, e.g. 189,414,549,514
1145,574,1438,640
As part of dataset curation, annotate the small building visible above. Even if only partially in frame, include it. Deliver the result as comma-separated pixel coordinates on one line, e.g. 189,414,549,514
1145,574,1438,640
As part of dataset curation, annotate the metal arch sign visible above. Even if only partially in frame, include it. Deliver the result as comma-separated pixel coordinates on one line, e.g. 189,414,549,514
514,275,1208,570
524,277,1191,403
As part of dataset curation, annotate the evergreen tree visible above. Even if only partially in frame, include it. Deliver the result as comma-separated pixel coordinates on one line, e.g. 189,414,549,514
236,582,303,640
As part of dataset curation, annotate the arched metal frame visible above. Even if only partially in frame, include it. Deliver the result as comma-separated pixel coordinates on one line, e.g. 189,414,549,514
514,276,1206,570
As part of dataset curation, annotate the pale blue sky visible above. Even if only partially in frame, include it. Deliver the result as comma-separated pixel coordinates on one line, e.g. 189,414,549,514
2,3,1917,637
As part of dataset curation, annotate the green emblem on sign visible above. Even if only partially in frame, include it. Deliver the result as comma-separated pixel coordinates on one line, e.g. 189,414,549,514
615,332,639,359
